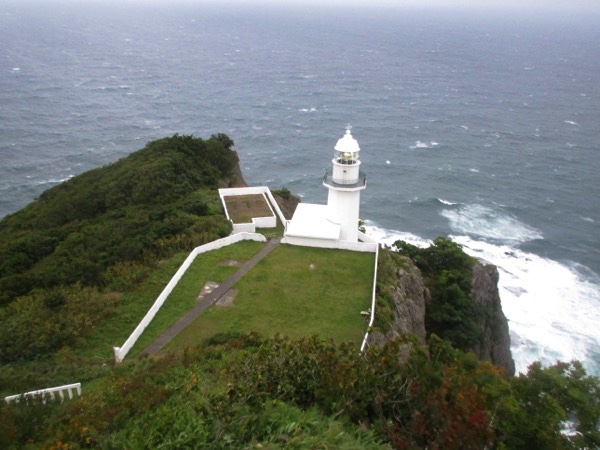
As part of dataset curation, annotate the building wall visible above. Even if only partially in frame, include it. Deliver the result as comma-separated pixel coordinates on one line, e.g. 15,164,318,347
327,189,361,242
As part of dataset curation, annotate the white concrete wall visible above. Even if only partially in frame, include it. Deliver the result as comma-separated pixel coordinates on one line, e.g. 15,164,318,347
360,244,380,352
232,222,256,234
338,240,378,253
113,232,267,363
358,230,376,244
282,236,339,249
282,236,377,253
253,215,277,228
5,383,82,404
263,189,288,225
218,186,285,233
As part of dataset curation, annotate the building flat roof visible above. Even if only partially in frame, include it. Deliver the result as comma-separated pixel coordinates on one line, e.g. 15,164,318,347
285,203,341,240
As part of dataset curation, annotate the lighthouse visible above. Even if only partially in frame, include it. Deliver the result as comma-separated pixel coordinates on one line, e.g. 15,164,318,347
323,127,367,242
283,127,368,248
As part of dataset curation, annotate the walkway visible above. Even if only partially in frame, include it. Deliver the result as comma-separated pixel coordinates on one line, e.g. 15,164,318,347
140,237,280,357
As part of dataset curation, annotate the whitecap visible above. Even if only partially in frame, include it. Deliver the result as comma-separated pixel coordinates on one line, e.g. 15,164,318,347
410,140,439,150
437,198,457,206
36,175,74,185
363,221,431,248
460,125,469,130
440,203,542,243
564,120,578,125
580,216,594,223
11,67,20,72
385,160,391,165
469,168,479,173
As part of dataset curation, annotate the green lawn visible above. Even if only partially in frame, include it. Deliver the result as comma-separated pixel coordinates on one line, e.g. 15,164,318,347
127,240,266,356
167,244,375,350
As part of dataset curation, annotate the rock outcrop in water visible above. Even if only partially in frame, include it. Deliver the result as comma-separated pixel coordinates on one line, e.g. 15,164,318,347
470,263,515,376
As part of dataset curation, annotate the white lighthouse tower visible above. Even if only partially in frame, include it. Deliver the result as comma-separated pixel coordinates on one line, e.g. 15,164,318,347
323,126,367,242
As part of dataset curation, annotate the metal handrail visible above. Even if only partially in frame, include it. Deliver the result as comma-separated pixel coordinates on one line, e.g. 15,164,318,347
323,172,367,189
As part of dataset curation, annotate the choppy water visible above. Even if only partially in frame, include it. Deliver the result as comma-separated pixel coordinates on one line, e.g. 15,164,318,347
1,2,599,374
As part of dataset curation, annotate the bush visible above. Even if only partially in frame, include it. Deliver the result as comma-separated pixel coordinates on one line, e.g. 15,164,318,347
394,237,480,351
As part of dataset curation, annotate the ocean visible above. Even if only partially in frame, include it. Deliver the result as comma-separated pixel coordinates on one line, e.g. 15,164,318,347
1,1,599,375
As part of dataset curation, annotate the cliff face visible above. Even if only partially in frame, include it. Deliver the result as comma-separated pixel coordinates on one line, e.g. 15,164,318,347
470,263,515,376
371,253,515,376
369,255,428,346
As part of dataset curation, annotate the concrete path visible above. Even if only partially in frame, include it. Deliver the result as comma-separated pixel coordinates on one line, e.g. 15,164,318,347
140,237,280,357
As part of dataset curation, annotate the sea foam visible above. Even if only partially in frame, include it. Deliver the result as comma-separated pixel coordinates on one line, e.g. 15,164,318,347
453,236,600,376
364,223,600,377
440,204,543,244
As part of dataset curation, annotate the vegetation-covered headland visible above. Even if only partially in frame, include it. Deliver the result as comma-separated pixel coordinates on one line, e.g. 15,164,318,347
0,134,598,449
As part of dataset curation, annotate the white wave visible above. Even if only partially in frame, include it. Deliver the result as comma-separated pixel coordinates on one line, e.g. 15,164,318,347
437,198,457,206
453,236,600,376
469,168,480,173
564,120,578,125
440,204,542,243
460,125,469,130
36,175,74,185
385,160,391,165
364,222,600,376
410,140,439,150
363,221,430,248
298,107,317,112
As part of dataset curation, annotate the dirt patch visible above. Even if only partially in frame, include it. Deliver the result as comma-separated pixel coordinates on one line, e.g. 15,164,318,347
223,194,273,223
216,289,237,306
219,259,242,267
197,281,219,302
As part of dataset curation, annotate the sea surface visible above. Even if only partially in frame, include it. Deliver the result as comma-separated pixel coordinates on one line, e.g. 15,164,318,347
1,1,599,375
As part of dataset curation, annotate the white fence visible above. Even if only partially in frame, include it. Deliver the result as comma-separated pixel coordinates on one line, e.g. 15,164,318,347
113,232,267,363
5,383,81,404
360,244,380,353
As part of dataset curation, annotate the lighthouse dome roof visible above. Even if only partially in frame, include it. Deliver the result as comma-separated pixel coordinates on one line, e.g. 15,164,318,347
334,129,360,153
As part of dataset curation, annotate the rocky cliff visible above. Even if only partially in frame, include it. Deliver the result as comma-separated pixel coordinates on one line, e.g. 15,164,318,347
368,253,428,346
470,263,515,375
369,250,515,376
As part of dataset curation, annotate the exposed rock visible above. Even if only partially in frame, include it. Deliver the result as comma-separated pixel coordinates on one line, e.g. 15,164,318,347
221,151,248,188
369,251,515,377
471,263,515,376
272,192,300,220
369,255,428,346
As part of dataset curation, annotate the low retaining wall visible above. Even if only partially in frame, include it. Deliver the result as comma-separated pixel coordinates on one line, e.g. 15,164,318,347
281,236,377,253
113,232,267,363
5,383,81,404
219,186,288,232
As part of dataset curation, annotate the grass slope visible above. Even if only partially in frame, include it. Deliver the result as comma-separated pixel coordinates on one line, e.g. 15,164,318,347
168,244,375,349
127,240,266,356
